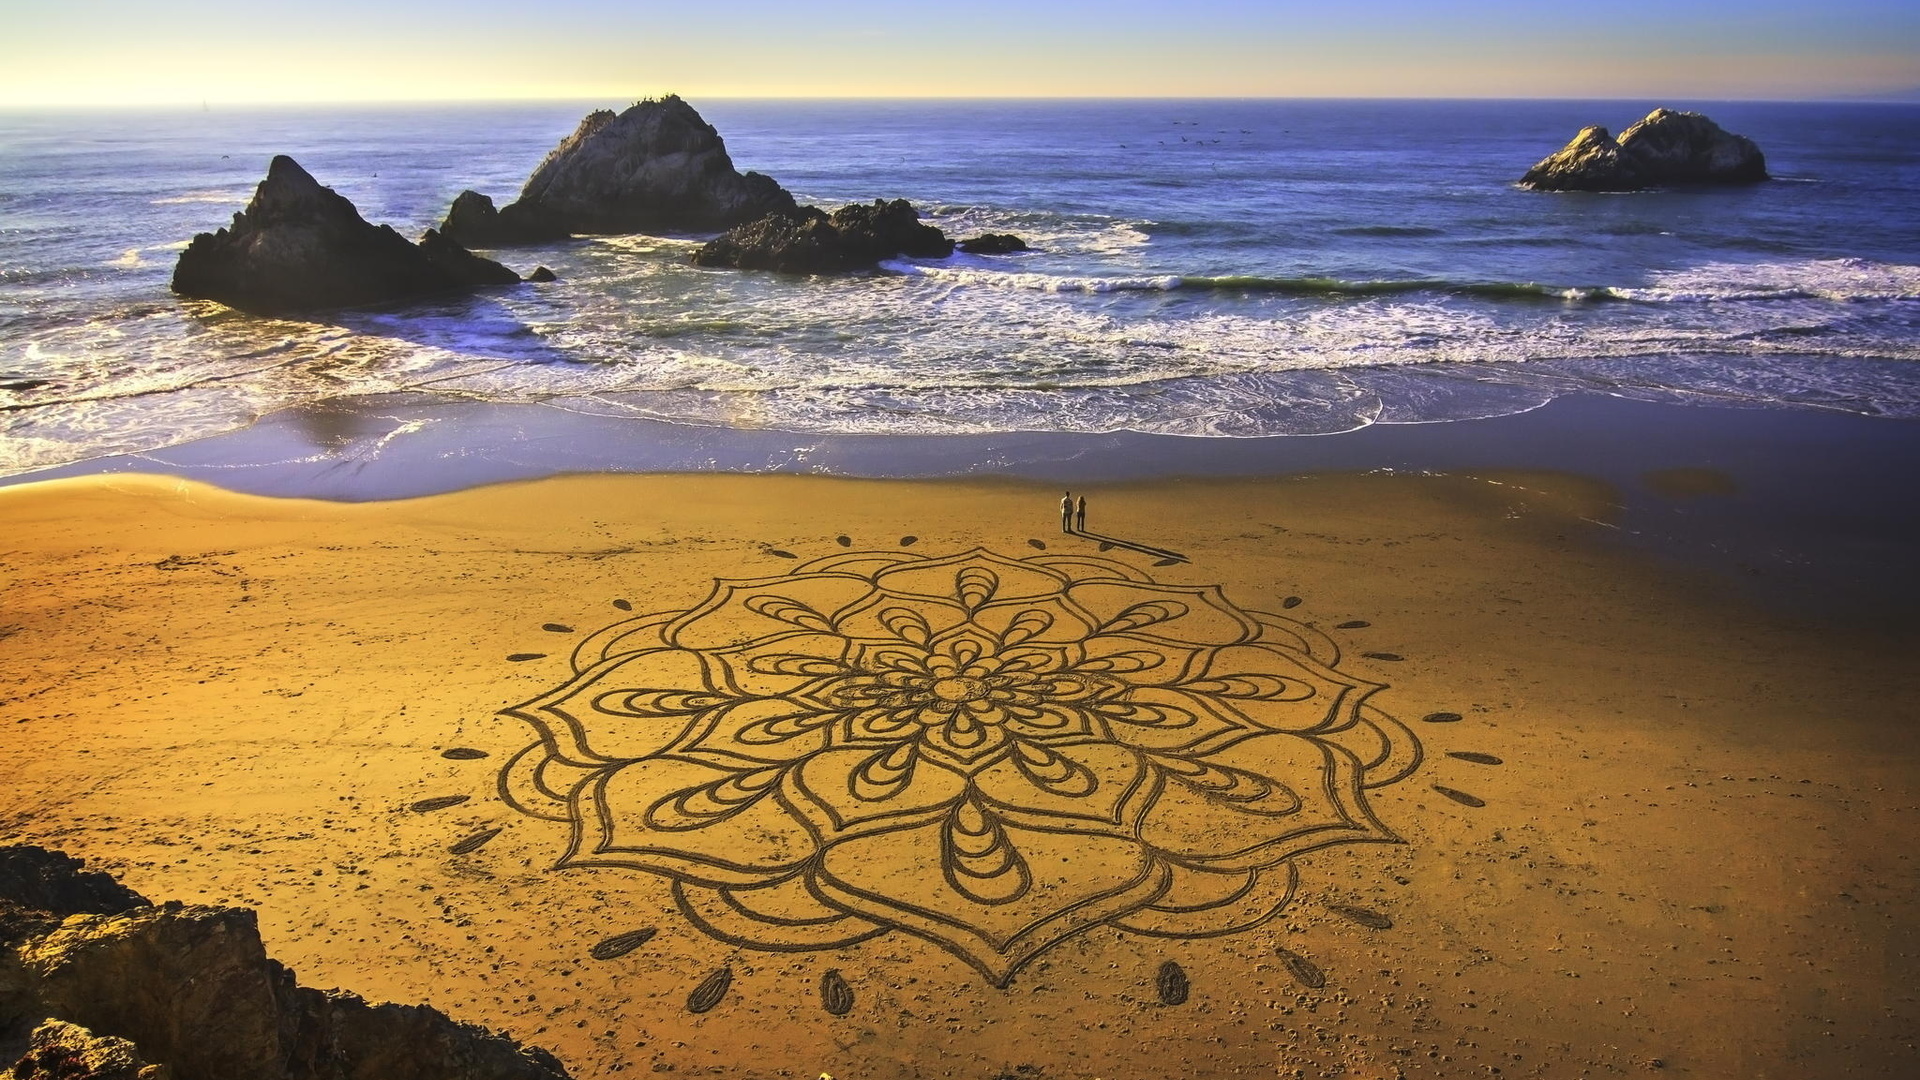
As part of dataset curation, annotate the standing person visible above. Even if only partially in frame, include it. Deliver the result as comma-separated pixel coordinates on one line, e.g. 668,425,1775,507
1060,491,1074,533
1075,494,1087,533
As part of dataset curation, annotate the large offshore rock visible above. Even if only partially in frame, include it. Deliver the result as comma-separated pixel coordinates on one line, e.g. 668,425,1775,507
692,199,955,274
445,96,798,244
172,156,521,314
0,846,571,1080
1520,109,1769,192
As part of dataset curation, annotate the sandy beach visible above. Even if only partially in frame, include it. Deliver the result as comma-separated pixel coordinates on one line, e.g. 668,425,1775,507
3,464,1916,1079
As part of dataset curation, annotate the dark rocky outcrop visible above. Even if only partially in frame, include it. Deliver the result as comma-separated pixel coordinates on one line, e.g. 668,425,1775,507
9,1021,169,1080
526,267,557,283
692,199,955,274
172,157,521,315
1,845,570,1080
0,847,148,917
1520,109,1768,192
442,96,798,245
956,233,1030,255
439,191,568,247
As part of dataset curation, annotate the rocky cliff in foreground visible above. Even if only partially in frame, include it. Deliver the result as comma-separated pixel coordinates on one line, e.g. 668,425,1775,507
441,95,799,245
172,157,522,315
1520,109,1768,192
0,845,569,1080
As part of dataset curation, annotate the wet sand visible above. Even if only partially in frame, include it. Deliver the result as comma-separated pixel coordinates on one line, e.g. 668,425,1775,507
2,469,1917,1079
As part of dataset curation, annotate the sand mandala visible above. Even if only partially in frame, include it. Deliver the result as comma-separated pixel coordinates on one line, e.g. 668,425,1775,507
491,547,1425,987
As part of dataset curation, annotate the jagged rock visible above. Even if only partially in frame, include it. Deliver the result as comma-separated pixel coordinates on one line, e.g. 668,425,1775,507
0,846,570,1080
9,1021,169,1080
1521,109,1768,192
172,156,521,315
956,233,1030,255
0,848,147,917
447,96,798,244
527,267,557,283
692,199,954,274
439,191,567,247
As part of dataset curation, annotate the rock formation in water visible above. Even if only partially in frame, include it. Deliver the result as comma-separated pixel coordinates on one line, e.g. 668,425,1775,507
956,233,1031,255
171,156,522,315
441,96,798,245
0,845,571,1080
1520,109,1768,192
691,199,959,274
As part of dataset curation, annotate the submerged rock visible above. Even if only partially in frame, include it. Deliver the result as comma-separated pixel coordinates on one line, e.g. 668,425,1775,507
444,96,798,244
172,156,521,314
527,266,558,283
1520,109,1768,192
692,199,954,274
956,233,1030,255
0,845,571,1080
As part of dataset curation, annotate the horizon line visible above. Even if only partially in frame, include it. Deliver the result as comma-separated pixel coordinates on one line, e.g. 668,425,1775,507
5,91,1919,110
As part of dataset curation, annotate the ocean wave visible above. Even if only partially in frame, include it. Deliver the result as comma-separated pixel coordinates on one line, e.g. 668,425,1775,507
1611,258,1920,303
885,261,1604,301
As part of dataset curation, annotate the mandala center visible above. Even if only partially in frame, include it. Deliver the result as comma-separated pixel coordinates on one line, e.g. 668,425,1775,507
930,675,989,703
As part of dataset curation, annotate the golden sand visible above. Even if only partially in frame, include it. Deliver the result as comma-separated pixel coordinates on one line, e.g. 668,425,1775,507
2,471,1915,1079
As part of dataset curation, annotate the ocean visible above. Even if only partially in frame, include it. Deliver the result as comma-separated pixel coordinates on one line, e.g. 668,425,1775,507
2,98,1919,484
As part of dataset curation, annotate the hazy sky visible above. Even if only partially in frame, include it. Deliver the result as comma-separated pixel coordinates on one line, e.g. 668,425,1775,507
2,0,1916,105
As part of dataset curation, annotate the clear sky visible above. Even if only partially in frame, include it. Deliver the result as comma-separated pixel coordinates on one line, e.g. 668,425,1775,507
1,0,1915,105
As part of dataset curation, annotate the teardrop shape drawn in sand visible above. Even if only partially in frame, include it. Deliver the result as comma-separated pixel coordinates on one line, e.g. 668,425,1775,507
837,535,853,547
613,599,633,611
448,827,501,855
506,653,546,662
589,928,658,960
820,969,855,1016
440,747,489,760
1028,539,1047,550
1282,596,1302,608
1156,961,1191,1005
1336,620,1370,629
767,549,798,560
1447,751,1503,765
1327,904,1393,930
899,535,918,546
410,795,470,812
1362,652,1404,661
1434,785,1486,807
495,546,1424,989
1274,946,1326,989
1423,711,1463,723
687,967,733,1013
542,623,573,633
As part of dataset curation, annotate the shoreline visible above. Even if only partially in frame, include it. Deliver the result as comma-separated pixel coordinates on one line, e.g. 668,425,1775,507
2,466,1917,1078
12,390,1920,626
